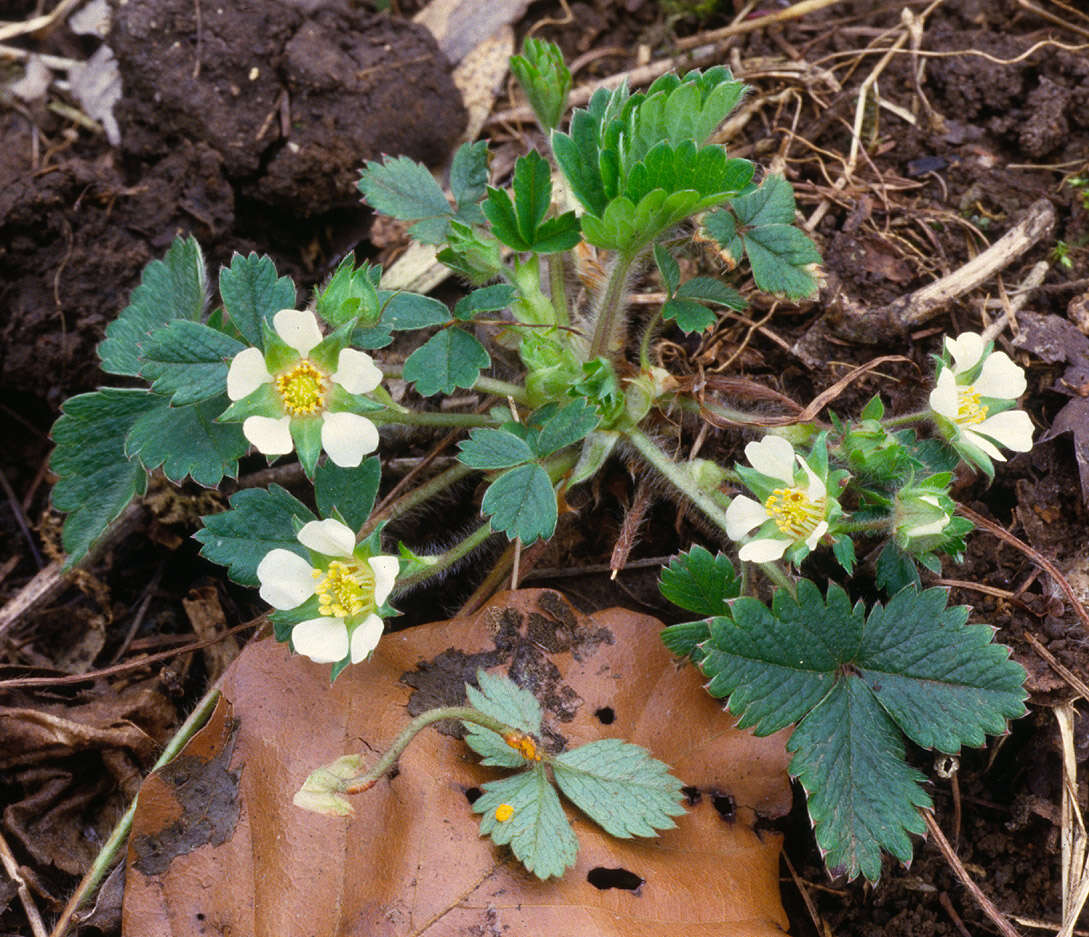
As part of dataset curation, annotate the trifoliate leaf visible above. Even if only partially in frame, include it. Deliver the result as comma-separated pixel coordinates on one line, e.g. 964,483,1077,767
140,320,245,406
357,156,452,245
194,484,316,586
314,456,380,532
125,394,249,487
378,291,450,331
457,428,534,470
659,545,740,616
402,327,491,396
675,276,746,310
530,398,600,457
98,236,208,376
552,739,685,838
453,284,518,321
473,766,578,880
50,388,156,565
789,677,930,883
662,298,716,333
450,140,488,224
219,251,296,347
481,463,557,544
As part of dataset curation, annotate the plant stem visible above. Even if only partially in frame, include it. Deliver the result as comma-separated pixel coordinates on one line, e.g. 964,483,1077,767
882,408,932,428
624,426,735,537
638,307,663,370
393,521,496,592
758,561,796,595
370,408,495,429
365,461,474,533
340,706,527,794
588,251,635,359
836,517,893,535
377,366,529,407
548,253,570,328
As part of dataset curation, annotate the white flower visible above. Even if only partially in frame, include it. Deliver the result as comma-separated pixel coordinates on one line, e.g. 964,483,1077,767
225,309,383,469
256,518,399,665
929,332,1033,463
725,436,830,562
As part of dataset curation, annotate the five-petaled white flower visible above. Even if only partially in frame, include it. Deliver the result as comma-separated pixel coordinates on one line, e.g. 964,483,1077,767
929,332,1033,466
725,436,831,562
224,309,383,471
257,518,399,665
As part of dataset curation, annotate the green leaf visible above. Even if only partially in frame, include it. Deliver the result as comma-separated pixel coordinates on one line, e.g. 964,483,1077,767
743,224,822,298
653,243,680,295
675,276,746,309
450,140,489,224
731,172,797,226
457,428,535,470
378,291,450,331
662,298,716,333
624,142,752,206
481,463,556,544
528,212,581,253
530,398,600,457
98,236,208,376
194,484,316,586
314,456,380,532
315,254,381,328
403,328,491,397
468,669,543,734
473,765,578,880
789,677,930,882
125,394,249,487
832,535,857,574
875,541,920,595
453,284,518,321
661,620,711,661
357,156,452,245
219,251,296,347
659,545,740,616
509,38,571,131
482,185,528,251
50,388,156,564
513,150,552,245
552,739,685,838
140,320,245,406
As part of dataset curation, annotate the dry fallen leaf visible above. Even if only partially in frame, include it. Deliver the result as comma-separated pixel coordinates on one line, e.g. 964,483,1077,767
123,590,792,936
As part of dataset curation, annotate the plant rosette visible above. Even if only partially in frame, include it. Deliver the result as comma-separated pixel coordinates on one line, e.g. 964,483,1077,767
928,332,1033,476
257,518,399,668
725,434,843,563
220,309,385,476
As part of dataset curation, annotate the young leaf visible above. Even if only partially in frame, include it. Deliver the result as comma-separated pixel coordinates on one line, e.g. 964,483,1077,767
314,457,380,532
357,156,452,245
552,739,685,837
219,251,296,347
473,765,578,880
662,298,716,334
453,284,518,321
530,398,600,457
98,236,208,376
378,291,450,331
194,484,316,586
467,669,543,734
140,320,245,406
481,463,557,544
659,545,740,616
509,38,572,131
50,388,157,564
402,328,491,396
513,150,552,246
457,428,534,470
482,186,528,251
675,276,746,310
450,140,489,224
315,254,380,328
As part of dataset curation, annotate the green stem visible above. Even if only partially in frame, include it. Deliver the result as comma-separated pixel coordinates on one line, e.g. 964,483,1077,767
882,408,932,428
548,253,570,328
366,462,475,533
369,408,496,429
624,426,735,537
393,522,496,592
472,376,530,405
757,561,796,595
671,394,790,429
588,251,635,359
638,308,664,371
836,518,893,535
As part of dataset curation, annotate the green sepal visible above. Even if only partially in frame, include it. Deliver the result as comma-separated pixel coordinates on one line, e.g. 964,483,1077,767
219,251,296,347
271,595,323,642
314,456,380,532
260,316,301,373
832,535,856,574
315,253,381,328
217,382,282,423
290,417,323,479
308,318,358,373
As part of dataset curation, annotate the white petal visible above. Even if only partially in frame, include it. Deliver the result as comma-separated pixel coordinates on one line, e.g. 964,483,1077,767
227,347,272,401
798,457,827,501
321,411,379,468
929,368,958,422
804,520,828,551
292,618,350,663
332,349,383,395
920,495,942,509
349,613,384,663
975,409,1034,453
972,351,1026,400
243,415,293,454
368,556,400,606
945,332,985,374
963,429,1006,462
274,308,323,357
908,516,949,538
298,518,356,557
257,549,316,609
725,495,769,539
744,436,796,485
739,536,790,562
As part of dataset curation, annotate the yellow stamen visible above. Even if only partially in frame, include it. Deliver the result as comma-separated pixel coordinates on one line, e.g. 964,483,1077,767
275,360,327,416
495,804,514,822
764,487,825,538
315,560,375,619
503,731,542,762
955,387,988,426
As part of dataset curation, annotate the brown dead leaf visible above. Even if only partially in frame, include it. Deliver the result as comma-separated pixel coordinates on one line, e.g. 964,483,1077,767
123,590,792,937
181,585,239,683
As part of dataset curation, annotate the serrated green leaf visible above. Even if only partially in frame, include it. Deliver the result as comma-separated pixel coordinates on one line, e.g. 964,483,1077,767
140,320,245,406
662,298,716,333
789,677,930,883
403,327,491,397
125,394,249,487
482,185,528,251
357,156,452,245
832,535,857,574
675,276,746,309
553,739,685,838
453,284,518,321
481,463,556,544
314,457,380,532
378,291,450,331
744,224,822,298
661,620,711,660
450,140,489,223
531,398,599,457
653,243,680,295
219,251,295,347
464,724,528,768
194,484,316,586
529,212,581,253
50,388,156,564
467,669,543,734
659,545,740,616
474,766,578,880
875,541,920,595
700,209,743,263
731,173,797,226
458,428,534,470
624,142,752,206
98,236,208,376
513,150,552,245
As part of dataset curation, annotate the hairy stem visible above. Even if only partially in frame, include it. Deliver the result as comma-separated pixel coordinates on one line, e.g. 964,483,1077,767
548,253,570,328
393,521,496,592
588,251,635,359
638,307,664,371
370,408,496,429
757,561,796,595
882,408,933,428
365,462,474,532
378,365,530,407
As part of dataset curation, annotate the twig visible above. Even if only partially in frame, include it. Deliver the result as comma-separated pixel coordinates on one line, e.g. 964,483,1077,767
1025,632,1089,703
0,0,82,41
980,261,1050,343
0,827,48,937
0,466,42,569
1017,0,1089,39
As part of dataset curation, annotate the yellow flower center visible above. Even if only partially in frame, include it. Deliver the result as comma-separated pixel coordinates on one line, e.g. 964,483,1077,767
276,360,327,417
495,804,515,822
956,387,988,426
313,560,375,619
764,487,825,538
